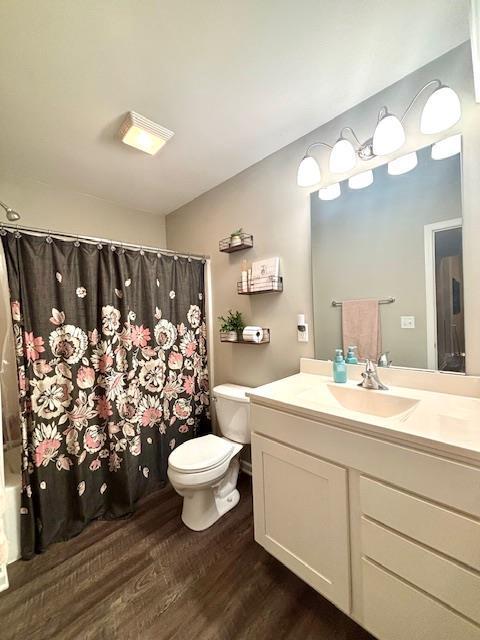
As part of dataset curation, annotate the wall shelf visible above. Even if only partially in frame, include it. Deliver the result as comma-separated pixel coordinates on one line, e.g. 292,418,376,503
220,328,270,344
219,233,253,253
237,276,283,295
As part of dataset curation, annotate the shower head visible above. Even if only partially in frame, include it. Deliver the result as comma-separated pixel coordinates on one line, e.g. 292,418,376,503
0,200,21,221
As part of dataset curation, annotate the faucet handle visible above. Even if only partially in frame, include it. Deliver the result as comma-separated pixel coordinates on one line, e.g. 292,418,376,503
365,359,376,373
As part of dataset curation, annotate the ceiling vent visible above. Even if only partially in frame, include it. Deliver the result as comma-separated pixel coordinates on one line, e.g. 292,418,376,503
119,111,174,155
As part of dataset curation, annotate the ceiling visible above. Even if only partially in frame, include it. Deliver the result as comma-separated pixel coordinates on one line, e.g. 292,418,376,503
0,1,470,216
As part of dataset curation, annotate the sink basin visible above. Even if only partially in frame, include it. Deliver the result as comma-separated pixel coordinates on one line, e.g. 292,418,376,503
326,384,419,418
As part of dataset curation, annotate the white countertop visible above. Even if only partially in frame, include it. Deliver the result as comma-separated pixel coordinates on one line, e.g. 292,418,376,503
248,372,480,465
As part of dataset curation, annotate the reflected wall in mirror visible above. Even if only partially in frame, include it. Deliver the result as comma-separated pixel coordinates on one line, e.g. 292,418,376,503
311,144,464,372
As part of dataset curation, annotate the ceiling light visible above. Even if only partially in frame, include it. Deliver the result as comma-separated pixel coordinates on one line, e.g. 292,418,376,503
318,183,341,201
297,155,321,187
119,111,174,155
329,138,357,173
388,151,418,176
372,112,405,156
348,170,373,189
431,134,461,160
420,86,461,134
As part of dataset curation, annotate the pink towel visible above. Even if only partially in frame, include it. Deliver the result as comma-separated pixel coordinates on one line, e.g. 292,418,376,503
342,299,381,361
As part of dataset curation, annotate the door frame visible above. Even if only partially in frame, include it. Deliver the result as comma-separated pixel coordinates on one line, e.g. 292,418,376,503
424,218,463,370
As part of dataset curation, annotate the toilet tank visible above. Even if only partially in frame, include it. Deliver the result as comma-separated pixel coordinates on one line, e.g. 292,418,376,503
213,384,253,444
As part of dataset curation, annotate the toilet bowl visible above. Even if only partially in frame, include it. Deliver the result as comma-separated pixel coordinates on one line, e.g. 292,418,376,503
167,383,252,531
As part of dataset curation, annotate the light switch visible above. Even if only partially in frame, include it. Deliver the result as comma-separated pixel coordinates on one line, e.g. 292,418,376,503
401,316,415,329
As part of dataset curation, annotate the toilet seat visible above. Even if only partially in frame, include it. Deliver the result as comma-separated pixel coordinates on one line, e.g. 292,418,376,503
168,434,234,473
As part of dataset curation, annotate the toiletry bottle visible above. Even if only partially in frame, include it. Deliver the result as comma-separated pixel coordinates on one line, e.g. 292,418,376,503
345,346,358,364
241,260,248,293
333,349,347,383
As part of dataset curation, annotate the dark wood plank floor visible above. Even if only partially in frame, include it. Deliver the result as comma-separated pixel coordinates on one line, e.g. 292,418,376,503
0,474,374,640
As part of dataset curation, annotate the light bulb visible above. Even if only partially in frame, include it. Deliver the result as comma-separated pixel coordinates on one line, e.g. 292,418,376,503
348,170,373,189
420,86,461,135
388,152,418,176
431,134,461,160
329,138,356,173
318,183,341,201
297,155,321,187
372,113,405,156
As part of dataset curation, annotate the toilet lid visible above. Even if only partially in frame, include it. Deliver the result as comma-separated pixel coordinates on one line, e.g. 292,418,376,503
168,434,233,473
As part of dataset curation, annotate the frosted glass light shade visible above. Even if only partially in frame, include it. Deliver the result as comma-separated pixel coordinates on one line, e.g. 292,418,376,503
318,183,341,200
348,170,373,189
297,155,321,187
372,114,405,156
431,134,461,160
388,151,418,176
329,139,356,173
420,86,461,134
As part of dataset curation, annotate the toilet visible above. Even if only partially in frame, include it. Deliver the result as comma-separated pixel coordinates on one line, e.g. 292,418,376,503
167,383,252,531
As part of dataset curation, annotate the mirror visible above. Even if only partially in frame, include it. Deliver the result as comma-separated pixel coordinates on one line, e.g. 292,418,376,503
311,143,464,372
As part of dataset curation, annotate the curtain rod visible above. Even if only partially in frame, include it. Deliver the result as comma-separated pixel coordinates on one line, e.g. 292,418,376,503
0,222,209,261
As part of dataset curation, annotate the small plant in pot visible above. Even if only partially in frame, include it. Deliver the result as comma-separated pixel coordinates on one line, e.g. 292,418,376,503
229,227,243,248
218,309,245,342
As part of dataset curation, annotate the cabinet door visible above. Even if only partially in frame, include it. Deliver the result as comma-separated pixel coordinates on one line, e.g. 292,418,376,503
252,433,350,613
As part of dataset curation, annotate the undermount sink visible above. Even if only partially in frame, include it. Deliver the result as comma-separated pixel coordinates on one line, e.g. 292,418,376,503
326,384,419,418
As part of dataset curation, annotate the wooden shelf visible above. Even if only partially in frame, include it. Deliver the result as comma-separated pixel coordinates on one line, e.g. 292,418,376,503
220,328,270,344
219,233,253,253
237,276,283,295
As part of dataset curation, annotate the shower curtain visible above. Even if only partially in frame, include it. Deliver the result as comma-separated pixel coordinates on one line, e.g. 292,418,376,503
1,230,210,558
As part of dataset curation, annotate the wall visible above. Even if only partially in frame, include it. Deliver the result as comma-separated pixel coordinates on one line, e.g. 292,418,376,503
166,42,480,385
0,174,166,247
311,148,462,369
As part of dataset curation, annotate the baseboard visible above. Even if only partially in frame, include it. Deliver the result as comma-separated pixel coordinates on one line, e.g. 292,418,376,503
240,460,252,476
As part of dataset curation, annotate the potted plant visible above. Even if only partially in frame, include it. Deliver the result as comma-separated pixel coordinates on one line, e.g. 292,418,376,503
218,309,245,342
229,227,243,248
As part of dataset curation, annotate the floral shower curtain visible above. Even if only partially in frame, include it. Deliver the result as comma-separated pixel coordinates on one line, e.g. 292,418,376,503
1,230,210,559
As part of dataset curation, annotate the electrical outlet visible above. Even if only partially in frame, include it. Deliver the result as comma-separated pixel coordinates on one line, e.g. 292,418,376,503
298,325,309,343
401,316,415,329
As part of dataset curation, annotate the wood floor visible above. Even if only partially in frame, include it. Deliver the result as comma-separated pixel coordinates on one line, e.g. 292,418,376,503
0,474,374,640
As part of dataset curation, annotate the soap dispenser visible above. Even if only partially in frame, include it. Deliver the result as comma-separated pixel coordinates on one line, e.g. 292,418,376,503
345,346,358,364
333,349,347,383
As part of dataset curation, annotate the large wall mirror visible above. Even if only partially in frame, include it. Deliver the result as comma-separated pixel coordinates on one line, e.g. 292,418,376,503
311,143,464,372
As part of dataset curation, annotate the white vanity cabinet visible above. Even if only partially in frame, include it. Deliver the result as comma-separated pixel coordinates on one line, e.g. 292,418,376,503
250,402,480,640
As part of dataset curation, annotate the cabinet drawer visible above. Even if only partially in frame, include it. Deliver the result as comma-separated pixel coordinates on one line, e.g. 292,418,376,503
361,517,480,624
360,476,480,570
362,559,480,640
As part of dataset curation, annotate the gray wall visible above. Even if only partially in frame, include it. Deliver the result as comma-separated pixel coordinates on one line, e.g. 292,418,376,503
311,147,462,369
0,174,166,247
166,42,480,387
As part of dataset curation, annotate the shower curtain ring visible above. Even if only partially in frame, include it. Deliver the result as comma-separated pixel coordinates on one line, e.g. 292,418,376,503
140,246,145,256
0,223,5,236
110,241,116,252
45,229,53,243
74,235,80,248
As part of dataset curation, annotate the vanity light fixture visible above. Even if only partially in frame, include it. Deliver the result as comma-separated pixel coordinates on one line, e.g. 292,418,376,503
297,79,461,186
420,85,461,134
119,111,175,155
372,109,405,156
297,155,322,187
296,142,332,187
329,138,357,173
387,151,418,176
318,183,341,200
348,170,373,190
431,134,461,160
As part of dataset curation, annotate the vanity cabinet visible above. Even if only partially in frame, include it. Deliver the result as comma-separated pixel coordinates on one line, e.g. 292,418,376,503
251,434,350,612
250,402,480,640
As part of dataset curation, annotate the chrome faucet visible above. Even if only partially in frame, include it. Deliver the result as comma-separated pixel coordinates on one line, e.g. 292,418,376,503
358,359,389,390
